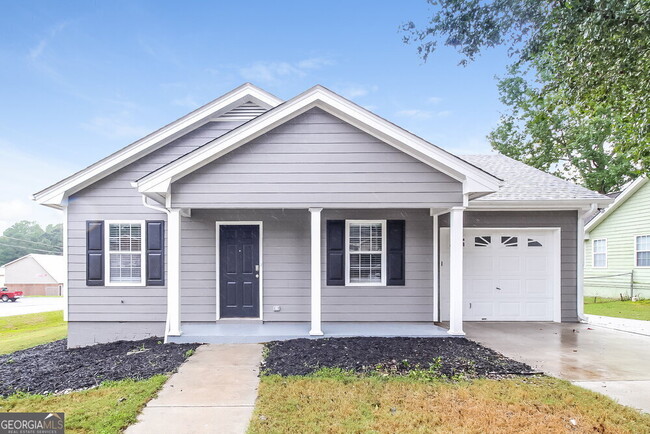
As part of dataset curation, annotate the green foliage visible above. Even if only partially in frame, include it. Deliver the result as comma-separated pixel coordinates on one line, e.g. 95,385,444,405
0,221,62,266
403,0,650,191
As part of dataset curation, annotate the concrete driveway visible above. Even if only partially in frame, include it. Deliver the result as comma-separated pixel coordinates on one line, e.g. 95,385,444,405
465,322,650,413
0,297,64,317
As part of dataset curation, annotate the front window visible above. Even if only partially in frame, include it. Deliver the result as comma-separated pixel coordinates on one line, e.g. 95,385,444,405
106,222,145,285
592,239,607,268
636,235,650,267
346,221,386,285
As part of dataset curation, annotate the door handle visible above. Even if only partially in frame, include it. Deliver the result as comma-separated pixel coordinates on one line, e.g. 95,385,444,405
255,265,260,272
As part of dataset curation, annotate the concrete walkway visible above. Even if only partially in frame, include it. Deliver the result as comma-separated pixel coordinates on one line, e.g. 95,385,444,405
126,344,263,434
465,322,650,413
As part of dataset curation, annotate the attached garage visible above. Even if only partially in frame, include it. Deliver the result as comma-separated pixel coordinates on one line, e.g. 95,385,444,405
440,228,561,322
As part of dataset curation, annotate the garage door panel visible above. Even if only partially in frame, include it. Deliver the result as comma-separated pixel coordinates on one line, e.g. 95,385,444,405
440,228,558,322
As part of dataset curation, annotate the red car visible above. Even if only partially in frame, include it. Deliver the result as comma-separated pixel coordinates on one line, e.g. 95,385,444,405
1,287,23,302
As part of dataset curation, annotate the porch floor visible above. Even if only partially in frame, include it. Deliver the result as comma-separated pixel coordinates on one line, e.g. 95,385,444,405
167,322,451,344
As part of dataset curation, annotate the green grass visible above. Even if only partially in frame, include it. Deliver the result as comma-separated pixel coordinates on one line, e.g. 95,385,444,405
0,310,67,354
0,376,167,434
249,374,650,433
584,297,650,321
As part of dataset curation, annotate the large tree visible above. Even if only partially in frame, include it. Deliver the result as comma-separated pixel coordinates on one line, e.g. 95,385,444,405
403,0,650,193
0,221,63,266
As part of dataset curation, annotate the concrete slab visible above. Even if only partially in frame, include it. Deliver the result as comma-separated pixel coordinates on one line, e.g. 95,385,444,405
0,297,64,317
573,380,650,414
126,343,263,434
465,322,650,412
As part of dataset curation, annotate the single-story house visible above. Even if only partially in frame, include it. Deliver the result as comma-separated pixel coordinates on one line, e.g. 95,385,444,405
0,266,5,287
584,176,650,299
32,84,612,347
2,254,64,296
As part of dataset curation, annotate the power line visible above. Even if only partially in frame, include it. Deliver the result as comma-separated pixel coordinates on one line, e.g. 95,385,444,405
0,241,62,255
1,236,62,250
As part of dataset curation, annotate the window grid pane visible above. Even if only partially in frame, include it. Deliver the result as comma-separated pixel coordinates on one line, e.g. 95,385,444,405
348,222,383,284
637,236,650,266
593,253,606,267
108,223,143,283
593,239,606,254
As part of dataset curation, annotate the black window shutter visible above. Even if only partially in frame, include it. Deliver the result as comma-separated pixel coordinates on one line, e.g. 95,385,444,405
387,220,406,286
146,220,165,286
326,220,345,286
86,221,104,286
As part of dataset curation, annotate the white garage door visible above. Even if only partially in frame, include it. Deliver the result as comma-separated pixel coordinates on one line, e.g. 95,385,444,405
440,228,560,322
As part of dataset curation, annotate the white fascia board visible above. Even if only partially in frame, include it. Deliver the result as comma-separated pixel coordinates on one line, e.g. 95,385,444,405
468,198,614,211
32,83,282,208
136,86,502,195
585,177,648,233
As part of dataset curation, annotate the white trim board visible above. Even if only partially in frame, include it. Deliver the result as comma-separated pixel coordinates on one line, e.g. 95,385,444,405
215,221,264,321
104,220,147,287
135,85,502,200
32,83,282,208
439,227,562,323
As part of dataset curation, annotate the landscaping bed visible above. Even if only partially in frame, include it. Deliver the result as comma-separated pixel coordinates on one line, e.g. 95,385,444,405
262,337,535,378
0,338,199,396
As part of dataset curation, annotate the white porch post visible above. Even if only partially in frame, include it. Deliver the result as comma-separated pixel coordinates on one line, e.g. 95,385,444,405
166,208,182,337
448,206,465,336
309,208,324,336
431,211,440,323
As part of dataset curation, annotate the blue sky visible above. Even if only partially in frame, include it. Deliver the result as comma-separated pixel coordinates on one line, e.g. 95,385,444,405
0,1,511,232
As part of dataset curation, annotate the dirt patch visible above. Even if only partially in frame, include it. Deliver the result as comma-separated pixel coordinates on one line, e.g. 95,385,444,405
262,337,535,378
0,339,199,396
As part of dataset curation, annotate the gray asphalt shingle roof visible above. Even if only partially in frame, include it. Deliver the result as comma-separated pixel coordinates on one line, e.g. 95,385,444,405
461,154,607,202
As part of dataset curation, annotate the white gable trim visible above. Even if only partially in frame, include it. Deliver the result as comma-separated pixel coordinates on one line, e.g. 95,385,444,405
135,86,502,198
585,176,648,232
32,83,282,209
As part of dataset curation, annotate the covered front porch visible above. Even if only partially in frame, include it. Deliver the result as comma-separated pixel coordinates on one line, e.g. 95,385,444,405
167,321,451,344
162,206,467,342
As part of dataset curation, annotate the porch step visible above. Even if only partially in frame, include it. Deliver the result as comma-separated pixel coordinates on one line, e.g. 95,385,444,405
167,322,452,344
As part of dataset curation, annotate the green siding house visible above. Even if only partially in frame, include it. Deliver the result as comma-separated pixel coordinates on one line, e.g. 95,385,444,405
584,177,650,299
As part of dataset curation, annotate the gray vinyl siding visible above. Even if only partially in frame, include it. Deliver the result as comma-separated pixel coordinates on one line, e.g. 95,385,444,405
440,210,579,322
66,121,244,322
179,208,433,322
171,108,463,209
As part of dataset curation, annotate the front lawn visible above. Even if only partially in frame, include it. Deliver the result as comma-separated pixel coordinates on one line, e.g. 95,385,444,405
0,376,167,434
250,374,650,433
584,297,650,321
0,310,67,355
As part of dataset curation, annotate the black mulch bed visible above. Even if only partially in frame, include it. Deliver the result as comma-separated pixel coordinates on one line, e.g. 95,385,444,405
0,339,199,397
262,337,536,378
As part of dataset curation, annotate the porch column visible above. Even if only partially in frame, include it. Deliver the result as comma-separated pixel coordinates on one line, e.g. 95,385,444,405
309,208,324,336
448,206,465,336
166,208,182,337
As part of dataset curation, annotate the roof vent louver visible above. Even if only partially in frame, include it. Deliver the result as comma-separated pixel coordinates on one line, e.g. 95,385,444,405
214,101,268,122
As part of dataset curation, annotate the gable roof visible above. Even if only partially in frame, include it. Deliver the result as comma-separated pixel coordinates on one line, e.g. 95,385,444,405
32,83,282,209
2,254,65,282
134,85,503,200
585,176,648,232
462,154,611,208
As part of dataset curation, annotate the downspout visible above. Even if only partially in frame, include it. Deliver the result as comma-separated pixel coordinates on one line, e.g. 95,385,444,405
577,203,598,322
141,196,174,341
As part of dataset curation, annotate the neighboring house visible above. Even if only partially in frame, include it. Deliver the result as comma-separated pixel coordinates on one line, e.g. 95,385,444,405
584,177,650,299
2,254,64,296
32,84,611,347
0,266,5,287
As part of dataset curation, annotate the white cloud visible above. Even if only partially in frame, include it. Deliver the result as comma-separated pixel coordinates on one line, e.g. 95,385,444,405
396,109,452,120
336,84,379,99
82,112,151,139
28,21,68,61
428,96,443,105
172,95,200,109
239,57,334,83
0,141,72,233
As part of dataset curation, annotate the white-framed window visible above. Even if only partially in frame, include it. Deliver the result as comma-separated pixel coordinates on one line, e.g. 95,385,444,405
592,239,607,268
105,221,146,286
635,235,650,267
345,220,386,286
